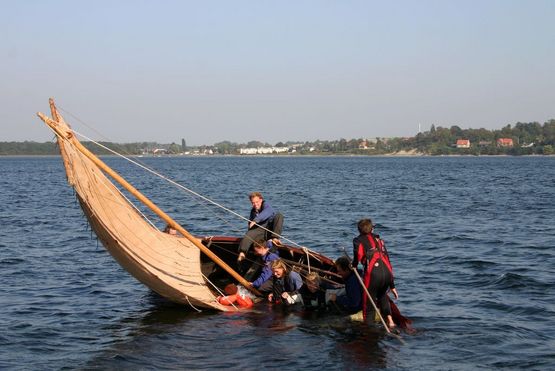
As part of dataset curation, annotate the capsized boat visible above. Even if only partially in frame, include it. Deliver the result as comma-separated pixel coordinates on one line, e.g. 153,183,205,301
37,99,339,312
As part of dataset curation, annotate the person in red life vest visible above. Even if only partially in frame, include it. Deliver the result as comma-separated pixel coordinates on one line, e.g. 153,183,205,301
352,218,398,328
268,259,303,305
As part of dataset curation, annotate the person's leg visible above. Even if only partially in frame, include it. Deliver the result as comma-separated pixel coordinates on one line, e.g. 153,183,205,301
238,228,266,254
269,213,284,239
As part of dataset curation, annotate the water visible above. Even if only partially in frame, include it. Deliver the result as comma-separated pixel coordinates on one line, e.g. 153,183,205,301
1,156,554,370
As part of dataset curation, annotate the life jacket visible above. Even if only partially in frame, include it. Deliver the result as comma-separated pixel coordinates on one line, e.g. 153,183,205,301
217,294,253,309
355,233,394,318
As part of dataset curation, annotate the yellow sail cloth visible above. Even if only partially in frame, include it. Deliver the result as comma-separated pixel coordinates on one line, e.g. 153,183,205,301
42,106,228,311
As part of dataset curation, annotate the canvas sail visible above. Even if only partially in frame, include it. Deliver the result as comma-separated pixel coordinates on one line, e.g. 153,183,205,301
39,102,229,311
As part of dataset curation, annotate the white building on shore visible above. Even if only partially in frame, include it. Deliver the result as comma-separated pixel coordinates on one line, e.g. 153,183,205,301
239,147,289,155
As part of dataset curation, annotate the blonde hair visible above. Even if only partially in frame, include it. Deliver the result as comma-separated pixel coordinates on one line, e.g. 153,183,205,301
271,259,288,272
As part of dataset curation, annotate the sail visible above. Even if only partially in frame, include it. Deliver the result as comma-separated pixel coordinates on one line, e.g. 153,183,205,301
40,102,228,311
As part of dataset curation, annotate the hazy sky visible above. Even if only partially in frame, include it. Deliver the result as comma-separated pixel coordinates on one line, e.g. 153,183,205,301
2,1,554,145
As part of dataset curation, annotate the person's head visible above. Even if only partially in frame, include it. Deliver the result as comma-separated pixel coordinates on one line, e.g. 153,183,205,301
163,225,177,235
335,256,352,279
271,259,288,278
357,218,374,234
305,272,320,293
253,239,269,256
249,192,264,210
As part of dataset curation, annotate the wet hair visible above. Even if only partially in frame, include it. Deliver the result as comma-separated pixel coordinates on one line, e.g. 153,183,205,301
335,256,352,271
357,218,374,234
305,272,320,284
249,191,263,200
271,259,288,272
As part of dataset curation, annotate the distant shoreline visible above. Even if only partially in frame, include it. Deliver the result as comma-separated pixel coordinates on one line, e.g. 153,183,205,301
1,153,554,158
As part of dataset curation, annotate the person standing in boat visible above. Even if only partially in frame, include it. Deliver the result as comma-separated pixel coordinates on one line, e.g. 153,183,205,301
352,218,398,328
268,259,303,305
237,192,283,262
327,256,363,314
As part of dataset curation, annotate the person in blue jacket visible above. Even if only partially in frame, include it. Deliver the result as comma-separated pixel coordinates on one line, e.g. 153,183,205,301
327,256,362,314
238,192,283,262
268,259,303,305
247,239,279,294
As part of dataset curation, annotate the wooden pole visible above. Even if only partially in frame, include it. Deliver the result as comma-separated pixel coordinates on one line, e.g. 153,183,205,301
350,266,391,333
37,109,261,297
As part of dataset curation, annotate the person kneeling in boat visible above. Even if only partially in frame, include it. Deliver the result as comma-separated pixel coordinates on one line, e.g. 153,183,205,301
246,239,280,294
268,259,303,305
237,192,284,266
352,218,398,328
327,256,363,314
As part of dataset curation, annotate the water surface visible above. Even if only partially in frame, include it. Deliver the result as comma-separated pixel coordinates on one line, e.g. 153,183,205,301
1,156,554,369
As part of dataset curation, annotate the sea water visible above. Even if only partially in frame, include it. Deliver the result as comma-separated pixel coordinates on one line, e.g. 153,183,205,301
1,156,554,369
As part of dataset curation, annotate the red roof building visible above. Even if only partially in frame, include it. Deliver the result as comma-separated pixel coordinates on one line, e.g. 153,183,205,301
456,139,470,148
497,138,514,147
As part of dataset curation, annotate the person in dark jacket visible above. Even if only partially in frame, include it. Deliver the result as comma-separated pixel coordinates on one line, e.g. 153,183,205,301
268,259,303,305
352,218,398,327
299,272,328,310
238,192,284,262
327,256,362,314
246,239,280,294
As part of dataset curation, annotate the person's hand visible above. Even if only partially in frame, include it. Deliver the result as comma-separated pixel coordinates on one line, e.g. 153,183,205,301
249,221,256,229
329,293,337,302
271,238,282,246
281,292,290,300
268,293,274,302
237,252,246,262
391,288,399,300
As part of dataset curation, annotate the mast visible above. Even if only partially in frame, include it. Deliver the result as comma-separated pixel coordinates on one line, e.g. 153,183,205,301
37,100,260,296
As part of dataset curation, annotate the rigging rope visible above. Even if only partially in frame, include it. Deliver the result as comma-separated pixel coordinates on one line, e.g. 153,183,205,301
67,126,314,253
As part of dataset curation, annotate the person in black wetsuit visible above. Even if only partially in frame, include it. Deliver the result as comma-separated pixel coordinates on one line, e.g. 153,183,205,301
352,218,398,327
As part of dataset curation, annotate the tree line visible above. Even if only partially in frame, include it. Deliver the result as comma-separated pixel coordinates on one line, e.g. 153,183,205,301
2,119,554,156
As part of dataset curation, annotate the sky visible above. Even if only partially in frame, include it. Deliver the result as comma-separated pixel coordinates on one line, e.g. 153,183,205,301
1,0,554,145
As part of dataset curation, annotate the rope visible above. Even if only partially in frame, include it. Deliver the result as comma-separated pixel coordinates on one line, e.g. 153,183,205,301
73,128,315,251
302,247,311,273
185,296,203,313
54,109,314,253
202,273,239,311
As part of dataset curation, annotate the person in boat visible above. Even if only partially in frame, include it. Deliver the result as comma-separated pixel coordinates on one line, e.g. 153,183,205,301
327,256,363,314
246,239,280,294
299,272,328,310
163,225,178,235
237,192,284,263
268,259,303,305
352,218,398,328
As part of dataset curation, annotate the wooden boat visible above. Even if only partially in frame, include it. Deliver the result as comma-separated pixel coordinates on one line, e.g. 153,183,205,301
37,99,338,311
